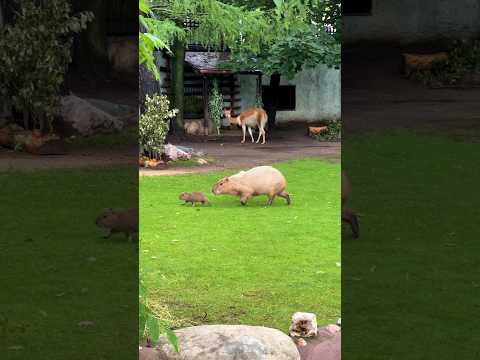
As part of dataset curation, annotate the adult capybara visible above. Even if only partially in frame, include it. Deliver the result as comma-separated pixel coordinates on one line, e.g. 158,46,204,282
95,208,138,241
212,166,290,206
341,171,359,238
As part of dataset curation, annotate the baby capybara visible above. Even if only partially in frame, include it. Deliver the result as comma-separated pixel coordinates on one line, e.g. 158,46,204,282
212,166,290,206
341,171,359,238
179,192,210,206
95,208,138,241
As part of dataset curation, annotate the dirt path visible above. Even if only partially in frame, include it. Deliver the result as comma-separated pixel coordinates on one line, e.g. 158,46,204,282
140,129,340,176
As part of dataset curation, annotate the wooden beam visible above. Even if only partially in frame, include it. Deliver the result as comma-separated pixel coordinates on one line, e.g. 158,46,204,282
203,76,210,135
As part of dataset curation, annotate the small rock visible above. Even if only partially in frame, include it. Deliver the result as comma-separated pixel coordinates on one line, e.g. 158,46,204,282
197,158,208,165
289,312,318,338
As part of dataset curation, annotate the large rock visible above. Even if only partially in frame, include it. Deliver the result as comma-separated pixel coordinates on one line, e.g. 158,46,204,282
60,95,124,136
149,325,301,360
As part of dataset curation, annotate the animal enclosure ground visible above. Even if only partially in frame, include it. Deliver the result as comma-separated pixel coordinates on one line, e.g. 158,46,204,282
0,167,138,360
342,130,480,359
140,159,341,332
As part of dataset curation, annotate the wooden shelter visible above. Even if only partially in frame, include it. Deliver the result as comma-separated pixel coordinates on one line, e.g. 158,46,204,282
161,51,262,134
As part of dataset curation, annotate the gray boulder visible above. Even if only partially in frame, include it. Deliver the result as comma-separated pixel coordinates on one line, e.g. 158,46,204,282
144,325,301,360
60,95,124,136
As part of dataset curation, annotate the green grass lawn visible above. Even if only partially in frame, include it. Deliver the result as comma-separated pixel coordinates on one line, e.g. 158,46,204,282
342,130,480,359
140,159,341,333
0,167,138,360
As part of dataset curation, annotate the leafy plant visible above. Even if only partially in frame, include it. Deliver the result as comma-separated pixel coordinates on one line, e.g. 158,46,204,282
254,93,264,108
139,94,178,159
311,119,341,141
208,80,224,135
0,0,93,132
139,281,179,351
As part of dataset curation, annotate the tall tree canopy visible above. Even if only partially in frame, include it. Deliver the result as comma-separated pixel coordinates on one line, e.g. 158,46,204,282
228,0,341,128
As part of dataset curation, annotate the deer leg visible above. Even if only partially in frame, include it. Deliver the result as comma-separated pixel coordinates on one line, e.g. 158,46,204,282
262,127,266,144
241,124,246,143
248,127,254,143
256,126,263,143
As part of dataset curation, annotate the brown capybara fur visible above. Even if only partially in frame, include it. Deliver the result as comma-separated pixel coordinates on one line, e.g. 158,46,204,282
95,208,138,241
179,192,209,206
341,171,359,238
212,166,290,206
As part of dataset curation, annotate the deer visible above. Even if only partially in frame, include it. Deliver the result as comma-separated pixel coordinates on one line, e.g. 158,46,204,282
224,108,268,145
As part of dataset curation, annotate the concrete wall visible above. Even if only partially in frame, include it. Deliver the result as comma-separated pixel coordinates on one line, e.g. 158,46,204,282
238,65,341,123
343,0,480,45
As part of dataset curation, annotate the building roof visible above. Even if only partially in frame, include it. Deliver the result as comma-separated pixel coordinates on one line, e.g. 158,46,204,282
184,51,261,76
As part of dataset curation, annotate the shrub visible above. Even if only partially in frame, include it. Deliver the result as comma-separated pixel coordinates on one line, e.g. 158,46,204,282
0,0,93,132
140,94,177,159
208,80,224,135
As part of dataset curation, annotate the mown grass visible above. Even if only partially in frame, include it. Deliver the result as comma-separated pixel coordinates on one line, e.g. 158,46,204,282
140,159,341,333
0,167,138,360
342,130,480,359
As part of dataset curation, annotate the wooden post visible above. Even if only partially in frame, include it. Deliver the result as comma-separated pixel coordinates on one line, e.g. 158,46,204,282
203,76,210,135
230,75,235,114
257,73,262,99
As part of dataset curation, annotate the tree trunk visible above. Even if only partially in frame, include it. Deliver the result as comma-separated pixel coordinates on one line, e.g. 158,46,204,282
266,73,281,130
172,39,185,131
73,0,109,75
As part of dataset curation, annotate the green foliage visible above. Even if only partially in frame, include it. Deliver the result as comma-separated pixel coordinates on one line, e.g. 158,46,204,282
139,281,179,351
228,0,340,79
208,80,224,135
254,93,264,108
311,119,341,141
0,0,93,132
139,0,186,80
139,0,270,80
139,94,178,158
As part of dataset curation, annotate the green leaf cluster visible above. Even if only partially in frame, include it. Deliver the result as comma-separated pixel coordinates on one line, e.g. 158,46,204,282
0,0,93,132
139,94,177,158
208,80,224,135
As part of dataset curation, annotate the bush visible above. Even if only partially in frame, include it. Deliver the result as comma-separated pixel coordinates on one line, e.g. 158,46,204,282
208,80,224,135
140,94,178,159
0,0,93,132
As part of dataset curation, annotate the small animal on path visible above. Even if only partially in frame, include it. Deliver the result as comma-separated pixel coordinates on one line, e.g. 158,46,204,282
95,207,138,241
224,108,268,144
212,165,290,206
341,171,359,238
179,192,210,206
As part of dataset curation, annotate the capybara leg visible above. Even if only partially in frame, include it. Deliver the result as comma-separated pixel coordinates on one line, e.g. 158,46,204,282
248,127,254,143
240,193,252,206
279,191,291,205
265,195,276,206
103,230,112,239
342,208,360,238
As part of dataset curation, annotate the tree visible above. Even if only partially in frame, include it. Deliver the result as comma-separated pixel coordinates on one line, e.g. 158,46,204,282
228,0,341,129
139,0,269,131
